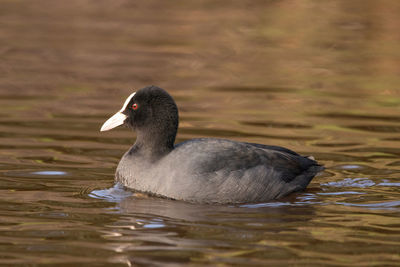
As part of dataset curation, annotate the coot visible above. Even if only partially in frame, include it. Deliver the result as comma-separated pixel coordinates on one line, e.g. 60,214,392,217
101,86,323,204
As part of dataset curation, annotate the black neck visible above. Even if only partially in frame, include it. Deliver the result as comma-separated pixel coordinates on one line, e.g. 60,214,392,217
131,125,177,161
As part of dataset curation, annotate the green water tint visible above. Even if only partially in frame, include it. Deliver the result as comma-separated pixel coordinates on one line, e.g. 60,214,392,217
0,0,399,265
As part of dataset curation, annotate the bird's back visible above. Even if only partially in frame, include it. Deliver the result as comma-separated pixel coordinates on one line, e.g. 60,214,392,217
117,138,323,203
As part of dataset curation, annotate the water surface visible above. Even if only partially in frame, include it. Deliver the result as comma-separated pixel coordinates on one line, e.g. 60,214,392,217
0,0,399,265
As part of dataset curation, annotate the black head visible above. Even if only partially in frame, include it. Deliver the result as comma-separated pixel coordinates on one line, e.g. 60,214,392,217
101,86,179,151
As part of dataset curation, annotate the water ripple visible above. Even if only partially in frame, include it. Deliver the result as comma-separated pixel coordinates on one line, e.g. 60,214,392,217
31,171,67,176
336,201,400,210
89,184,132,202
322,178,376,188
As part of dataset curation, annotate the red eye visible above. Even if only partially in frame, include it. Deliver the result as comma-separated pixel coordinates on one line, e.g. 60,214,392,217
132,103,138,110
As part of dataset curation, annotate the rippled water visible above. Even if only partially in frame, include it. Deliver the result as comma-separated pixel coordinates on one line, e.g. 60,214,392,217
1,1,400,265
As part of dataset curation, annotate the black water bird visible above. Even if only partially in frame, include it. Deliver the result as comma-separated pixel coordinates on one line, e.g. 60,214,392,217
101,86,323,204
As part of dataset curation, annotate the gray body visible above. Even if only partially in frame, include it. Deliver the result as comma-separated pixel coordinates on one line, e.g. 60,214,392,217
116,138,323,204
